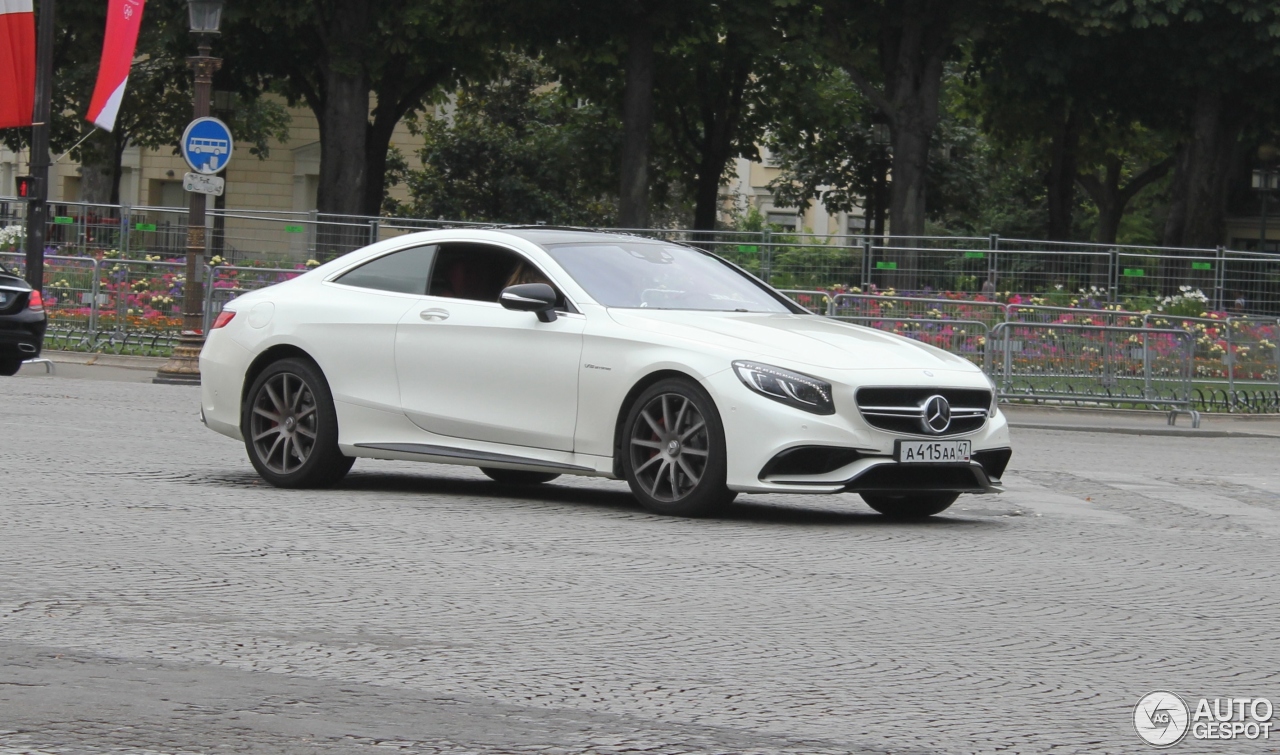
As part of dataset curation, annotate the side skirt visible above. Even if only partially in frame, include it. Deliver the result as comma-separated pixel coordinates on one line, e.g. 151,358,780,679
354,442,597,474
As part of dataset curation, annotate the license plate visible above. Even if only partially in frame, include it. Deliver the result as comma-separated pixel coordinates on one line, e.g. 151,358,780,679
895,439,972,463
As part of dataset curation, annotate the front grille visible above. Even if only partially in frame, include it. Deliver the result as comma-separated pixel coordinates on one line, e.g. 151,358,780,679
855,387,991,436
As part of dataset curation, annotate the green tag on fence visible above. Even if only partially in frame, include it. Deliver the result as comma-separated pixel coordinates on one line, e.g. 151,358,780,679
964,251,985,259
284,225,305,233
1123,268,1145,277
736,245,758,254
134,222,156,231
53,216,73,224
875,261,898,270
1192,261,1213,270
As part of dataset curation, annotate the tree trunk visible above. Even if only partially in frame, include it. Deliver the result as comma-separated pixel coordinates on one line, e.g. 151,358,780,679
316,70,370,218
692,154,722,231
362,110,399,217
316,0,371,224
79,131,115,204
1166,86,1240,250
879,0,948,243
827,0,953,283
1079,156,1123,245
888,123,930,238
618,15,655,229
1162,143,1190,248
1046,103,1080,241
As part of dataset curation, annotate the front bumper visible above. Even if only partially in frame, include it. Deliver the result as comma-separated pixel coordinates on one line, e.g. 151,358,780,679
706,366,1012,495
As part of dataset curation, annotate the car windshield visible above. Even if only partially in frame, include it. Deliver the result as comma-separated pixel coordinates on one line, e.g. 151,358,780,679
542,241,793,312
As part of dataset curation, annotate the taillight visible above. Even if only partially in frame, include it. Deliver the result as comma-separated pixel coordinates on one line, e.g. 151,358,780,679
211,310,236,329
26,290,44,313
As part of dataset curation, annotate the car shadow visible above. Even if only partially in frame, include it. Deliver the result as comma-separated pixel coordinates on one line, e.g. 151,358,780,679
336,470,640,513
200,469,996,527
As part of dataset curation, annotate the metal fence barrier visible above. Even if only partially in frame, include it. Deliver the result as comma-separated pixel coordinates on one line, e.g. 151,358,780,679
5,196,1280,312
3,198,1279,414
984,322,1201,426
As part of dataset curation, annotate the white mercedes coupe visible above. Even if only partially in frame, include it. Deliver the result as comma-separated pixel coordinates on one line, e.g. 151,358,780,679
199,228,1011,517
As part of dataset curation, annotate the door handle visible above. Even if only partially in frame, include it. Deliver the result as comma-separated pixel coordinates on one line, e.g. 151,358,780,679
419,308,450,322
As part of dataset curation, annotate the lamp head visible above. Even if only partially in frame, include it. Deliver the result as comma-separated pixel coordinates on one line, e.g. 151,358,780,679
187,0,223,34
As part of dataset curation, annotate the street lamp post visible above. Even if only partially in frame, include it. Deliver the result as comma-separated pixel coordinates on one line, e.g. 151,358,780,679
154,0,224,385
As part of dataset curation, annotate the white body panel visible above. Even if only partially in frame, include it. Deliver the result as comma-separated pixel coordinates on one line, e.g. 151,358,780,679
200,229,1012,494
395,296,585,451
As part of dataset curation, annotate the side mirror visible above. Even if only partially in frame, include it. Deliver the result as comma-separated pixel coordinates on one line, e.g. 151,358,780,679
499,283,558,322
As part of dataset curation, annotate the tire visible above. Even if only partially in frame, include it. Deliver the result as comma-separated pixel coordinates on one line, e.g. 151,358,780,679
241,357,353,488
0,358,21,377
621,378,736,517
860,492,959,519
481,468,560,485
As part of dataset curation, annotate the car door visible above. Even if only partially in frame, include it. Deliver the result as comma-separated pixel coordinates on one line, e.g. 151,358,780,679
394,242,585,452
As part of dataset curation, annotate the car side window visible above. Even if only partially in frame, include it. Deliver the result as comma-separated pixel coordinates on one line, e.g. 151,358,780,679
335,245,437,295
429,243,567,309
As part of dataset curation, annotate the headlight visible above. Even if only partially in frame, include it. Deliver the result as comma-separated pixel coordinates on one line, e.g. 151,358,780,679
984,371,1000,416
732,361,835,415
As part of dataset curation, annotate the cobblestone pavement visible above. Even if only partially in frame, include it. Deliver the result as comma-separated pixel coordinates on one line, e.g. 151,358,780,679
1,377,1278,755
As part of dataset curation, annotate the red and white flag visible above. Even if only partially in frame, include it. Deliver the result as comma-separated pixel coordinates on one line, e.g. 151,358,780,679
85,0,145,132
0,0,35,129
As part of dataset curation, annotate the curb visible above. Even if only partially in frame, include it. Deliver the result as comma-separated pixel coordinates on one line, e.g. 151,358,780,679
1007,421,1280,439
43,350,169,371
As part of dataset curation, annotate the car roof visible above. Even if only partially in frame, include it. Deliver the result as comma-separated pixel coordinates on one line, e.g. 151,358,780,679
489,228,666,247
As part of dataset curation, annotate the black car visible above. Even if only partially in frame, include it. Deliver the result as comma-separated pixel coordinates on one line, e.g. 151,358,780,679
0,264,47,376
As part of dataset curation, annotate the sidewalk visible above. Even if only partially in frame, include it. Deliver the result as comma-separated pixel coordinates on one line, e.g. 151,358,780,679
15,350,168,384
1002,405,1280,439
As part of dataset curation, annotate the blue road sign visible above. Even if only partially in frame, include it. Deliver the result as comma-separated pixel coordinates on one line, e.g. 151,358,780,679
181,117,234,175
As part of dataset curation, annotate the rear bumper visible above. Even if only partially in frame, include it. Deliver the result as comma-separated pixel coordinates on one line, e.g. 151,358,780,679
0,314,46,360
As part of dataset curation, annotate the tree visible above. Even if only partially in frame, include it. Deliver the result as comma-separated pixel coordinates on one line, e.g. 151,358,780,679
472,0,699,228
652,0,810,231
402,55,620,225
972,12,1179,244
223,0,496,216
820,0,998,241
763,68,882,233
1032,0,1280,248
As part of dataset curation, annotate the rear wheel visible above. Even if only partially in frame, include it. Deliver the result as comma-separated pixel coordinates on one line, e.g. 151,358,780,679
242,358,353,488
860,492,959,519
0,358,21,376
481,468,560,485
622,378,736,517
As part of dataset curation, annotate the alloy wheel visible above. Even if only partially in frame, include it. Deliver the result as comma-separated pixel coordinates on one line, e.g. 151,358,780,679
628,392,710,502
249,372,319,475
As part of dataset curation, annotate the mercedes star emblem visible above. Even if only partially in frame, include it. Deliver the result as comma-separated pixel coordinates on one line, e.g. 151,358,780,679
922,395,952,434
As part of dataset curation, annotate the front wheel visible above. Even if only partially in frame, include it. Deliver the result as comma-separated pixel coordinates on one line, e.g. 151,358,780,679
481,468,560,485
860,492,959,519
622,378,736,517
242,357,353,488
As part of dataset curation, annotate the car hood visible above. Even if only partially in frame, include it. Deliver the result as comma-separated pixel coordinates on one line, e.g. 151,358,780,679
606,309,978,372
